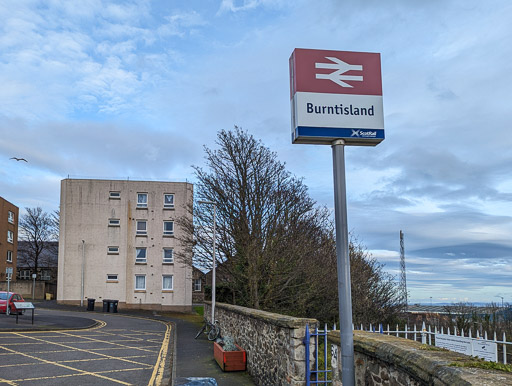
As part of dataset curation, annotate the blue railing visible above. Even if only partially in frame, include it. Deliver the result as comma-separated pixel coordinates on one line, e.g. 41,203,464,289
304,323,332,385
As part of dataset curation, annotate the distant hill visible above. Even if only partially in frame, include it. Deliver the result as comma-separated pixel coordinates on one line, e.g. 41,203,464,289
410,242,512,259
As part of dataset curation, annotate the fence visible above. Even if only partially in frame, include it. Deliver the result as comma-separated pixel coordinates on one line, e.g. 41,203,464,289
303,324,333,385
359,322,511,364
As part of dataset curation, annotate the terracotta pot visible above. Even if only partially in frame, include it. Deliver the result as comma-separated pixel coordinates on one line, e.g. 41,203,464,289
213,341,247,371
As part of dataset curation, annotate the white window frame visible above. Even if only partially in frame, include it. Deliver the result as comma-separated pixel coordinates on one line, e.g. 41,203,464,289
137,193,148,208
7,250,12,262
136,220,147,235
164,194,175,208
108,246,119,254
40,270,51,281
109,191,121,199
107,274,118,282
108,218,120,227
193,278,202,292
20,270,31,280
163,221,174,236
136,247,147,263
8,211,14,224
162,248,174,264
135,275,146,290
7,230,13,243
162,275,173,290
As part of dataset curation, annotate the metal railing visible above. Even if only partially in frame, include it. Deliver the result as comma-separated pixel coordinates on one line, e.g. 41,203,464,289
304,324,333,385
359,322,511,364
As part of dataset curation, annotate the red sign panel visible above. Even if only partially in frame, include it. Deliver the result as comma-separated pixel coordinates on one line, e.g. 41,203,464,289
290,48,382,97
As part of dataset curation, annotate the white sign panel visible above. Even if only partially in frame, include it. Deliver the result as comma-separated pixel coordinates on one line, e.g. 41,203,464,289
435,334,472,356
435,334,497,362
472,339,498,362
331,345,339,369
13,302,35,310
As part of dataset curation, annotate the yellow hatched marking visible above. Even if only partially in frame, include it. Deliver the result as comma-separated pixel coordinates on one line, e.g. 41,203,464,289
12,366,150,383
55,331,161,354
0,355,148,368
0,345,131,385
14,333,157,367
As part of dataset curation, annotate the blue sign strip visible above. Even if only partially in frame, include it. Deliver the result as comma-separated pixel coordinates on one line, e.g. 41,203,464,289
295,126,385,140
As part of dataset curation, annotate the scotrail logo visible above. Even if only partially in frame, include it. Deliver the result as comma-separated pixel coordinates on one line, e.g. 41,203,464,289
351,129,377,138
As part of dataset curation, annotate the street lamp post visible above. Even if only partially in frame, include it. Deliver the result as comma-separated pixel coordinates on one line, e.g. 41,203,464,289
32,273,37,300
81,240,85,307
198,201,217,323
496,296,504,308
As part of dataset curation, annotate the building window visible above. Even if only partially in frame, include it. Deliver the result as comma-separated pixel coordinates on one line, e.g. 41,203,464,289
137,193,148,208
7,250,12,262
40,270,51,281
136,247,147,263
164,194,175,208
8,211,15,224
109,191,121,199
193,278,202,292
7,230,13,243
163,275,173,290
163,221,174,236
136,220,147,235
135,275,146,290
163,248,173,264
108,246,119,254
107,274,118,282
109,218,120,227
19,270,31,280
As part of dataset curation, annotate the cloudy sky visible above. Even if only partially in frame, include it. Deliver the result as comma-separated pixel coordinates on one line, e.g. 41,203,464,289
1,0,511,305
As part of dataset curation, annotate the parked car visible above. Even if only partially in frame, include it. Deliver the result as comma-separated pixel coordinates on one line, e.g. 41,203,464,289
0,291,25,315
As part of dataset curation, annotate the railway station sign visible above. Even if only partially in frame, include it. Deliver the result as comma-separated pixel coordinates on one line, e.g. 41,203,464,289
290,48,384,145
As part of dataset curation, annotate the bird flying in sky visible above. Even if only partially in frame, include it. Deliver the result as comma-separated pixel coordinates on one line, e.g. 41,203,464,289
9,157,28,162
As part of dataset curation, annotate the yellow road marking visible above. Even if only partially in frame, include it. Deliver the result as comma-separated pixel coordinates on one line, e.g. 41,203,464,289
13,332,155,367
147,322,171,386
0,345,132,385
11,366,151,382
0,377,17,385
0,355,148,368
54,331,161,354
1,313,172,385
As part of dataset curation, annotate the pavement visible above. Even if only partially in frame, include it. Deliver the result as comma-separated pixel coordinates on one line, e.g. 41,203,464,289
0,300,254,386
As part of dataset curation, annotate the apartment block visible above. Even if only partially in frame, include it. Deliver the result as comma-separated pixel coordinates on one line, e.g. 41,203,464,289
57,179,193,311
0,197,18,283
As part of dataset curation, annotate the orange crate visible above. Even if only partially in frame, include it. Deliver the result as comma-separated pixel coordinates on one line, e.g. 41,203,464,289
213,341,246,371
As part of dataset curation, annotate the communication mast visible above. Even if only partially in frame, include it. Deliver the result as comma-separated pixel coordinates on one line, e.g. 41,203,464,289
399,230,408,311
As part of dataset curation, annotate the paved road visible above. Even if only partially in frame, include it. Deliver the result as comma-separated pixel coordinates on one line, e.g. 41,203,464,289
0,309,171,385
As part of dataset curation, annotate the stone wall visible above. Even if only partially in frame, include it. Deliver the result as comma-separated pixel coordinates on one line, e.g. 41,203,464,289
328,330,512,385
0,280,46,299
205,302,317,386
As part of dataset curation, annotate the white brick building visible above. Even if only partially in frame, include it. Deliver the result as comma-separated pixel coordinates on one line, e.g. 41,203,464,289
57,179,193,311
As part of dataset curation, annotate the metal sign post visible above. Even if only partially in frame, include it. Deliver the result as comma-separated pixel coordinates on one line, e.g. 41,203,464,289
289,48,384,386
332,139,355,385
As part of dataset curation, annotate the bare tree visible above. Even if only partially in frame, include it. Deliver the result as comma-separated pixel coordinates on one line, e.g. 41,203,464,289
18,207,58,273
177,127,327,310
177,127,401,324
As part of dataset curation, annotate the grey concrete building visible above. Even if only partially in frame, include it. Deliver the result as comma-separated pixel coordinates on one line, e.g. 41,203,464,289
57,179,193,311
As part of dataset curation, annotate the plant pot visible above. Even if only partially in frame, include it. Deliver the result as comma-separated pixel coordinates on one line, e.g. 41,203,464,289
213,341,246,371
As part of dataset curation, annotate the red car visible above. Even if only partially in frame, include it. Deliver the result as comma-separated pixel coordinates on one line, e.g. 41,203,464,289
0,291,25,315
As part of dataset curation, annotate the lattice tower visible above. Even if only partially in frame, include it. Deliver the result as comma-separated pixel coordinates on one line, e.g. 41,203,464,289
399,230,408,311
